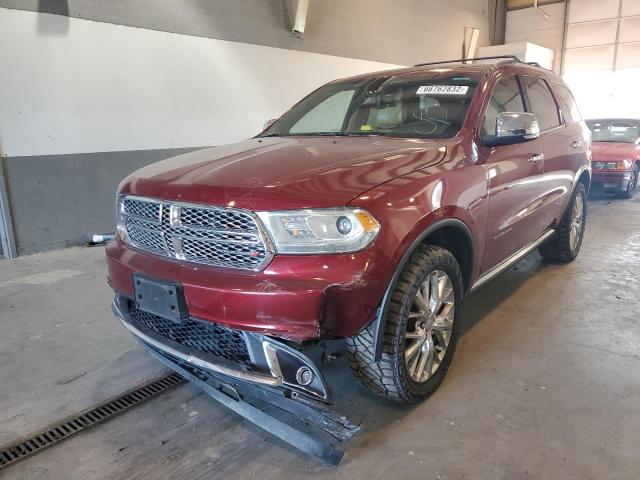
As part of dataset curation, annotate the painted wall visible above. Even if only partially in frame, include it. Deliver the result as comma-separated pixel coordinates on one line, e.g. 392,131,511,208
0,8,403,158
0,0,495,66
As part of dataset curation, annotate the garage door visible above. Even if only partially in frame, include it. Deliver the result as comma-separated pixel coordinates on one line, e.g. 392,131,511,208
563,0,640,118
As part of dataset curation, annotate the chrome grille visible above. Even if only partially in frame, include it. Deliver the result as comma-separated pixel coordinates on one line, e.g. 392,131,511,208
120,196,271,270
123,198,161,223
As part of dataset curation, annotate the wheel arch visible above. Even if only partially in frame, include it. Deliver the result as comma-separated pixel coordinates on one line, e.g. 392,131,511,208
369,218,474,361
576,166,591,192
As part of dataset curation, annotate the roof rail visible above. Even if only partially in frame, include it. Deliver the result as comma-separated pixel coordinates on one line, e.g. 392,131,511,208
413,55,522,67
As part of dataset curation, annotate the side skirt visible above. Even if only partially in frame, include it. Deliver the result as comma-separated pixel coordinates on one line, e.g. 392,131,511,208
470,228,555,292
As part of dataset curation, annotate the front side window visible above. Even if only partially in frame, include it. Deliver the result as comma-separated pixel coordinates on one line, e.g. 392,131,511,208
587,120,640,143
262,74,480,140
482,75,526,136
522,76,561,131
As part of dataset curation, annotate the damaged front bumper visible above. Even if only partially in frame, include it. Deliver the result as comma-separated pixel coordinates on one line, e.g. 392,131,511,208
112,295,359,463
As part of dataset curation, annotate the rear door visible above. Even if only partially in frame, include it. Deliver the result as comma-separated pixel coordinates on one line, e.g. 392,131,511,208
479,74,546,273
521,76,586,229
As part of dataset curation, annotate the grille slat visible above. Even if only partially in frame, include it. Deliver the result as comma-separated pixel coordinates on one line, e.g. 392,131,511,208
121,197,269,271
128,303,251,365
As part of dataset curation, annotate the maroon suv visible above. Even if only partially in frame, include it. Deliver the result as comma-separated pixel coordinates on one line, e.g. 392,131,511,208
106,57,590,460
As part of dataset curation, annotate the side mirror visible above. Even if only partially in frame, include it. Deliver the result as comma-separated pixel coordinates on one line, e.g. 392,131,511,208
263,118,277,130
484,112,540,147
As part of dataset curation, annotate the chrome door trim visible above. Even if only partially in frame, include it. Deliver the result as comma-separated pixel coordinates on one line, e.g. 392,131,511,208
471,228,555,292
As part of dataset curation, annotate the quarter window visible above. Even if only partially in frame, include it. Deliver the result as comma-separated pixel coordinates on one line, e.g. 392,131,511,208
553,84,582,123
523,77,561,131
482,75,526,136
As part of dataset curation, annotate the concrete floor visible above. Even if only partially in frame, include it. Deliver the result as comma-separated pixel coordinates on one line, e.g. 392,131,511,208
1,193,639,479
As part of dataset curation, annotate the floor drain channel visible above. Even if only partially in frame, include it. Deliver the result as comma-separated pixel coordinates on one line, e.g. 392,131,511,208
0,372,185,470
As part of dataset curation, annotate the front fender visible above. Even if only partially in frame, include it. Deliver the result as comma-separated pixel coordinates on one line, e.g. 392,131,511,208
348,165,488,360
367,217,474,360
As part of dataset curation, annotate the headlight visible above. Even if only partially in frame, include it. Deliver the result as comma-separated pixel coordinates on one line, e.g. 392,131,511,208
620,159,633,170
257,208,380,254
604,160,632,170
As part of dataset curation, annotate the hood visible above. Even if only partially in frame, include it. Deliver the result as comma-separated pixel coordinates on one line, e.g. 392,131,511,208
592,141,640,162
120,136,446,210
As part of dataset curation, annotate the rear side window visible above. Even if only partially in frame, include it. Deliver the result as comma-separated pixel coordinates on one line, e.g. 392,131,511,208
553,83,582,123
522,76,561,131
482,75,526,136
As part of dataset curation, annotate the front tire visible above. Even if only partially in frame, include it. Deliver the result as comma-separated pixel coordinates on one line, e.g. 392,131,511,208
346,245,463,404
539,182,587,262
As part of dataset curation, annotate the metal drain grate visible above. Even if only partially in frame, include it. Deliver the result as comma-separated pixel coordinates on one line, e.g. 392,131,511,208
0,372,185,470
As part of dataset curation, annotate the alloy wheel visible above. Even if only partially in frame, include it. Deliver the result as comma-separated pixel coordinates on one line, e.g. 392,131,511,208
628,169,638,195
404,270,455,383
569,191,584,251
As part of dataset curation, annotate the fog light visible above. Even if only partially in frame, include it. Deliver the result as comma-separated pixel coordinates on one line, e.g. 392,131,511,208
296,366,313,386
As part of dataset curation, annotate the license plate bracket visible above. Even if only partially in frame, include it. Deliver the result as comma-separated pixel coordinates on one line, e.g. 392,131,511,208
132,274,188,323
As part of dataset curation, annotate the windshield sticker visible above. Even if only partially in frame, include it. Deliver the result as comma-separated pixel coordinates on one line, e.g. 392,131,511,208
417,85,469,95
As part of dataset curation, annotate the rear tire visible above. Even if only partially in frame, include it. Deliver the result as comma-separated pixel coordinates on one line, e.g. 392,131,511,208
346,245,463,404
538,182,587,262
619,164,639,199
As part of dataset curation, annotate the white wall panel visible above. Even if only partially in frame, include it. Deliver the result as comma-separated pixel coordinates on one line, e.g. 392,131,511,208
566,19,618,48
564,45,616,71
619,16,640,42
0,8,401,157
568,0,620,23
621,0,640,16
616,42,640,68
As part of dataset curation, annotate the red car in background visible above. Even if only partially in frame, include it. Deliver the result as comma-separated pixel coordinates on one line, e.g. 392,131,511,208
587,118,640,198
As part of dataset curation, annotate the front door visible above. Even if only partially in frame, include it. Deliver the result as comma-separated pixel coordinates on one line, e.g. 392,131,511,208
478,74,546,273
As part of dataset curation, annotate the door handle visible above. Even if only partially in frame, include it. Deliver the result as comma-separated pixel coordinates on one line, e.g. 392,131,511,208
570,141,581,149
529,153,544,163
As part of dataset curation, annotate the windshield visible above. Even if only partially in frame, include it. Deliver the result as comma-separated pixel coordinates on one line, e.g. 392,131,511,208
587,120,640,144
261,73,480,140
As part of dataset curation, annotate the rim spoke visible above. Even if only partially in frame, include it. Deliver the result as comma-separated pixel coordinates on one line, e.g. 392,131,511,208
429,273,440,307
405,338,423,361
423,340,434,377
405,332,424,339
441,286,454,305
436,302,454,322
409,349,422,375
416,344,430,379
408,311,425,319
432,321,453,333
414,289,429,312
